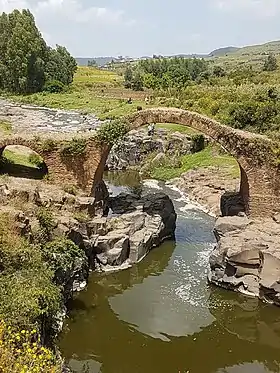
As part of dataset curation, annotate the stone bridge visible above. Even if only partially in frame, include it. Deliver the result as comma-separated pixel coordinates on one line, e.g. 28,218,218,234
0,132,109,195
1,107,280,217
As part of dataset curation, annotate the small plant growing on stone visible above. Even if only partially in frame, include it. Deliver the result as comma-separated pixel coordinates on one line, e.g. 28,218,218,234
61,138,87,156
73,212,90,223
0,120,12,135
95,119,129,145
41,139,57,152
63,184,78,195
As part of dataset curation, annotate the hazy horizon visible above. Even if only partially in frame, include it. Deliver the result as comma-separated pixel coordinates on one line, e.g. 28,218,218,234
75,39,280,59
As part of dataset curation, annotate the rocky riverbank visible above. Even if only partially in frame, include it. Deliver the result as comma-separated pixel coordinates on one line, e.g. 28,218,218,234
172,167,241,217
0,176,176,337
209,215,280,305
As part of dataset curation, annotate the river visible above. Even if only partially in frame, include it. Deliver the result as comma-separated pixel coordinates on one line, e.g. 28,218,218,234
59,171,280,373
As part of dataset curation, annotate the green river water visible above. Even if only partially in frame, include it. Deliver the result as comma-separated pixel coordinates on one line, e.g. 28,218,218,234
59,172,280,373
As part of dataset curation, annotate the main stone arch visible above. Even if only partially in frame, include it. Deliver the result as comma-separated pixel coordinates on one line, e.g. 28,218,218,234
124,108,280,217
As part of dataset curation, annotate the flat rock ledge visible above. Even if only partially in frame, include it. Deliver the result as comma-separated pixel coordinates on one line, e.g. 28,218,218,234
208,215,280,306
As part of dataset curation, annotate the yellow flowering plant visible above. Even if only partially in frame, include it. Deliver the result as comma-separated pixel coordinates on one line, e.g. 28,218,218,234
0,321,61,373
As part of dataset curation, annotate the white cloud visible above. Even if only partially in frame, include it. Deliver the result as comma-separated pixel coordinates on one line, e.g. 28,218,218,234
34,1,133,25
0,0,136,54
215,0,280,18
0,0,135,28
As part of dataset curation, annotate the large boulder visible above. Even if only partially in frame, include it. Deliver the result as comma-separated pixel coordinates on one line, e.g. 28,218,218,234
106,128,195,171
108,192,176,240
209,216,280,306
50,192,177,272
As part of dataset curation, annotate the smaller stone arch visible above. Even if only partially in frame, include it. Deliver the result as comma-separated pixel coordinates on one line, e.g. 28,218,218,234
0,134,109,194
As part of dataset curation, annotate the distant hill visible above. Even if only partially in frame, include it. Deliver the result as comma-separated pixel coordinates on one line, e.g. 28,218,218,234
76,40,280,67
229,40,280,56
208,46,240,57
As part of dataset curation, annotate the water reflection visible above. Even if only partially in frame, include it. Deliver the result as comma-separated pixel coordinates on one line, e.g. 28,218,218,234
59,172,280,373
209,288,280,350
104,170,142,197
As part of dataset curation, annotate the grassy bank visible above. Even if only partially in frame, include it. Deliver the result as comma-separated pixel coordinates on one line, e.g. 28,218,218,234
148,145,239,181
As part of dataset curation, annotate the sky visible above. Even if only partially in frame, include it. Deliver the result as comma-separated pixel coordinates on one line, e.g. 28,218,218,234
0,0,280,57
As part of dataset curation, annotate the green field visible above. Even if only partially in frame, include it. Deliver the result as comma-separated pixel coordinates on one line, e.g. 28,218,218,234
7,66,151,120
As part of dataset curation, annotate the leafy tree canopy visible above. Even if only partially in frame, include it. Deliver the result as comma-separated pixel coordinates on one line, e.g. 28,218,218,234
0,9,77,93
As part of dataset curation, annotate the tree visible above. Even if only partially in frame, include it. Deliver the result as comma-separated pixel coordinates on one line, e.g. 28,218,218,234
263,53,278,71
124,66,133,89
131,71,143,91
0,9,77,93
213,65,226,77
88,59,97,67
45,45,77,85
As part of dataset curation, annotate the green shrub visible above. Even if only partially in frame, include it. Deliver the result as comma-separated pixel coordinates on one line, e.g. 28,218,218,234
43,80,65,93
0,213,62,332
0,120,12,134
41,139,57,152
0,269,61,331
191,134,205,153
95,119,128,145
0,214,40,273
61,138,87,156
42,238,87,280
36,208,57,239
73,212,89,223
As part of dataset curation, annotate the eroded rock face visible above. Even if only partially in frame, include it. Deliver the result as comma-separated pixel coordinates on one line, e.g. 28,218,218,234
106,128,200,171
53,192,176,271
209,216,280,306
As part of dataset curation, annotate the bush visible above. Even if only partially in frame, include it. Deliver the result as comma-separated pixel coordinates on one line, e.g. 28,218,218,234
0,213,41,273
43,80,65,93
42,238,87,283
36,208,57,239
41,139,57,152
63,184,78,195
0,321,61,373
0,270,61,331
61,138,87,156
0,213,61,332
73,212,89,223
191,134,205,153
95,119,128,145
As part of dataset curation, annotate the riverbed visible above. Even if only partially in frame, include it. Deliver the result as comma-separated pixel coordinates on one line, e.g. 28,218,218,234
59,172,280,373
